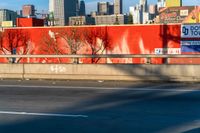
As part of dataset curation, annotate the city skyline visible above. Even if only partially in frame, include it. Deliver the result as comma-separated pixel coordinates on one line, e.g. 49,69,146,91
0,0,199,14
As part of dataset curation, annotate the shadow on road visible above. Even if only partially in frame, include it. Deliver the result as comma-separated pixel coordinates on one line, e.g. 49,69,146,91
0,82,200,133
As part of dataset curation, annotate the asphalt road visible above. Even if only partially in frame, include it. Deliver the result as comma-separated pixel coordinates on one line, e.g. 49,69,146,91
0,80,200,133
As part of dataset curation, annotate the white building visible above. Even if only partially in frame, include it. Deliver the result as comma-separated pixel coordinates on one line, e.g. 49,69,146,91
140,0,148,12
130,5,143,24
49,0,77,26
114,0,123,14
129,6,134,15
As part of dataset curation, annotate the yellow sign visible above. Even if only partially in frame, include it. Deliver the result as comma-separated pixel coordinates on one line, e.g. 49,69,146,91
1,21,13,27
183,6,200,23
166,0,182,7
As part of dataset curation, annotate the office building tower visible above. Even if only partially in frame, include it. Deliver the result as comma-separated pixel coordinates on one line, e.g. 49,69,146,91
22,5,35,17
114,0,123,14
140,0,148,12
98,2,110,15
49,0,76,26
79,0,86,16
130,5,142,24
0,9,18,26
76,0,80,16
109,3,114,15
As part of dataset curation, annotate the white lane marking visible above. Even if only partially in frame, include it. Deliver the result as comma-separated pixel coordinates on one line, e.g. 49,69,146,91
0,84,199,92
0,111,88,118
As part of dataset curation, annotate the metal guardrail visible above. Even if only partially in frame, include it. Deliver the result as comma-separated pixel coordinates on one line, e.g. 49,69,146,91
0,54,200,58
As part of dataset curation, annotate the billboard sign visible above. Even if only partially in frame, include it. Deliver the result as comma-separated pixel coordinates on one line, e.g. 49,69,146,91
181,41,200,52
181,24,200,38
181,24,200,52
1,21,13,27
166,0,182,7
159,6,199,24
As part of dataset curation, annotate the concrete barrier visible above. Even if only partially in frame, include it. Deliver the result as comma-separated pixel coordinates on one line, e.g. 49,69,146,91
0,64,199,82
0,64,23,79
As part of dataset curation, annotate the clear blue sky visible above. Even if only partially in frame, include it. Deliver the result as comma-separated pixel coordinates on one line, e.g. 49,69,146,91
0,0,199,13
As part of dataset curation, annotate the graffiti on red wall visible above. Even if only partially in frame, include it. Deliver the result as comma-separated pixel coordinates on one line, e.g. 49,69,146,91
1,24,196,64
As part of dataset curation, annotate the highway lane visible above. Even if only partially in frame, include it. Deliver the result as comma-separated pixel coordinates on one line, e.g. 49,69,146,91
0,80,200,133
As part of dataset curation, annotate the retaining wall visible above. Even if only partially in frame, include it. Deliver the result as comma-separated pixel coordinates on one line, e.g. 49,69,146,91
0,64,199,82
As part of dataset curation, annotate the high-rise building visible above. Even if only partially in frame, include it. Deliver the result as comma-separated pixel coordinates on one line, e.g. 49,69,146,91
130,5,142,24
98,2,110,15
0,9,18,26
140,0,148,12
109,3,114,15
22,5,35,17
79,0,86,16
114,0,123,14
76,0,80,16
49,0,77,26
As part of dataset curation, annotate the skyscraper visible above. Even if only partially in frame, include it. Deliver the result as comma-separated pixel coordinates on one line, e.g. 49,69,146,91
114,0,123,14
109,4,114,15
79,0,86,16
22,5,35,17
140,0,148,12
49,0,76,26
76,0,80,16
98,2,110,15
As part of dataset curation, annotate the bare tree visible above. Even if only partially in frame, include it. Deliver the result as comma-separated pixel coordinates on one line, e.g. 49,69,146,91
39,30,65,63
56,27,83,63
1,29,30,63
84,27,110,63
57,27,82,54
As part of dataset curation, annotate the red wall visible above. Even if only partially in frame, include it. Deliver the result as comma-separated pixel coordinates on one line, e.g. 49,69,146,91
16,18,44,27
1,24,197,64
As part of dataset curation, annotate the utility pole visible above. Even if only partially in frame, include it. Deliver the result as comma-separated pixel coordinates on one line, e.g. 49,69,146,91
195,6,200,23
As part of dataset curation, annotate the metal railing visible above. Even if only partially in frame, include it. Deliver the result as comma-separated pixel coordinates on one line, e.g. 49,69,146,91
0,54,200,58
1,54,200,64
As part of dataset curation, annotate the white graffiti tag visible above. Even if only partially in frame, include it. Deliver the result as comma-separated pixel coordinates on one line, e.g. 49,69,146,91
50,65,66,73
